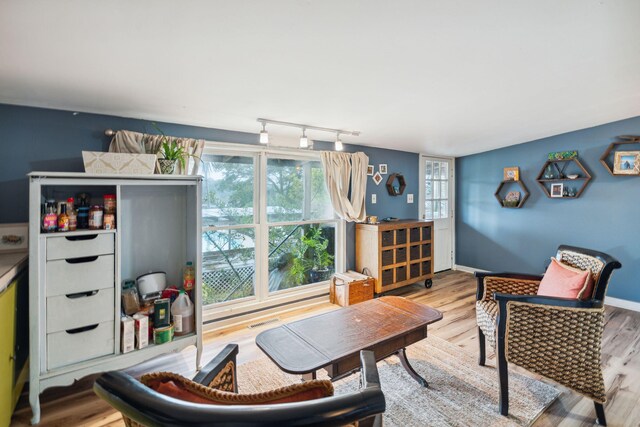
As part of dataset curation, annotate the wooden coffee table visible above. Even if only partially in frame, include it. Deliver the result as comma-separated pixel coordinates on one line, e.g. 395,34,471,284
256,296,443,387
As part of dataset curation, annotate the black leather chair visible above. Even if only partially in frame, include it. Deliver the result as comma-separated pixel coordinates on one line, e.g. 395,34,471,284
94,344,385,427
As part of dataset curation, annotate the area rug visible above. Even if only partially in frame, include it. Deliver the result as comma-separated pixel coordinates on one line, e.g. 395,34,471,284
237,335,560,427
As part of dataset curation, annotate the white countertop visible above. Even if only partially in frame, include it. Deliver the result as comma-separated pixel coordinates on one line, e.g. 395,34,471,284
0,250,28,293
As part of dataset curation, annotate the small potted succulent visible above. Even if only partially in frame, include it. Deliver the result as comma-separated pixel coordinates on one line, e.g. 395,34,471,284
158,139,187,174
152,123,194,174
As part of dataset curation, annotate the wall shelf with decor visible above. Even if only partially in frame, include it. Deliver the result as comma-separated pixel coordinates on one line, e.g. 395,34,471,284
494,180,529,208
535,153,592,199
599,135,640,176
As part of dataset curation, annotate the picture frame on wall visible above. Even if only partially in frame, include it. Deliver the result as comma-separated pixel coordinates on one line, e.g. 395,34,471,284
373,171,383,185
503,166,519,181
613,151,640,175
367,165,374,176
550,183,564,198
379,164,388,174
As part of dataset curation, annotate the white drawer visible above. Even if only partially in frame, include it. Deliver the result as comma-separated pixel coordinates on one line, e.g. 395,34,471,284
47,321,114,370
46,254,114,297
47,288,114,333
46,233,114,261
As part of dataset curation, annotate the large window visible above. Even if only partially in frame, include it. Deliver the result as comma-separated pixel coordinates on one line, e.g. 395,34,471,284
200,147,342,313
201,154,257,305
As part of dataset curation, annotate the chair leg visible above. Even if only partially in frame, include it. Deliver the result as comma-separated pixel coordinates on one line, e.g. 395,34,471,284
478,327,486,366
594,402,606,426
496,337,509,416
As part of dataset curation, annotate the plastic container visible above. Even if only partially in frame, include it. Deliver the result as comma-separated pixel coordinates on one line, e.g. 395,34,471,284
171,291,194,336
183,261,195,291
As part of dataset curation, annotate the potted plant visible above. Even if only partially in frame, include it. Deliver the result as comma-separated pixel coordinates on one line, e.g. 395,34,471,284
152,123,194,174
158,139,187,174
288,226,334,284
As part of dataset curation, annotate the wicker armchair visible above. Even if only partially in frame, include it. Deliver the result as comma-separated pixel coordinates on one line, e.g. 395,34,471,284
94,344,385,427
475,245,621,426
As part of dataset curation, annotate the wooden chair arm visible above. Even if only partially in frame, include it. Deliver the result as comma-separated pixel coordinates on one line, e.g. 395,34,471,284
192,344,239,392
474,272,543,301
493,293,598,308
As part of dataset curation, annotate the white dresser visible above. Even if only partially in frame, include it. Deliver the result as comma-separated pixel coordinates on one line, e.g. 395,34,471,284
28,172,203,424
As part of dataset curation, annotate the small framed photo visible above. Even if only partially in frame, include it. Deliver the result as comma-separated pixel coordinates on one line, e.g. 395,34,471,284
379,164,388,174
613,151,640,175
550,183,564,198
373,171,383,185
503,166,519,181
367,165,374,176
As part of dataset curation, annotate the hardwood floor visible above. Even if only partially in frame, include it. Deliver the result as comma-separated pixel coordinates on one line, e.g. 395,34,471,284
11,270,640,426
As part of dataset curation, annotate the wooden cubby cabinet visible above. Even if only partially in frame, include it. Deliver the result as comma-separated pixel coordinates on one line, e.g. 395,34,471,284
355,219,434,294
28,172,203,424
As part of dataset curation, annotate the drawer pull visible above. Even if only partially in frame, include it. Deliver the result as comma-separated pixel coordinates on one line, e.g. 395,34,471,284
65,256,99,264
66,290,99,299
65,234,99,241
66,324,99,334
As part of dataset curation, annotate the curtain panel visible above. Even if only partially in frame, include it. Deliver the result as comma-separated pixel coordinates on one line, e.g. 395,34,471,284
108,130,204,175
320,151,368,222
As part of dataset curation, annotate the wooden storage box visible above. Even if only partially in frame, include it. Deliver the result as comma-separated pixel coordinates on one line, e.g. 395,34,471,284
329,271,374,307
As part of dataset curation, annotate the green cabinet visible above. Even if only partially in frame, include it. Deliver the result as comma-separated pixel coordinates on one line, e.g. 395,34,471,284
0,268,28,427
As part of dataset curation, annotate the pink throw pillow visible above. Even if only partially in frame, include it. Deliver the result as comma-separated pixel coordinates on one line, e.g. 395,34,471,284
537,258,592,300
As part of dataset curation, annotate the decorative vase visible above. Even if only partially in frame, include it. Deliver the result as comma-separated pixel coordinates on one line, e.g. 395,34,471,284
158,159,177,174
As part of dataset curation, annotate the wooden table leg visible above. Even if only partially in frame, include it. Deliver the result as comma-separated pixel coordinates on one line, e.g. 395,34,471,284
302,371,317,381
396,348,428,387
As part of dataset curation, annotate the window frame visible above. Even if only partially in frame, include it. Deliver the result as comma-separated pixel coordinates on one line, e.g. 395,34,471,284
200,142,345,323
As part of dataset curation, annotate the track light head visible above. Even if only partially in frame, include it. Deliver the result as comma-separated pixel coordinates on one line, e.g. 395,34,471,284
335,132,343,151
259,122,269,144
299,128,309,148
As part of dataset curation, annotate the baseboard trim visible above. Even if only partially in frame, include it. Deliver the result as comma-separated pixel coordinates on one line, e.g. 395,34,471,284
453,264,489,274
605,297,640,312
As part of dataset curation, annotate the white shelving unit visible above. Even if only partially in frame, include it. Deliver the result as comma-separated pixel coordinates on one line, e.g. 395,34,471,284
28,172,203,424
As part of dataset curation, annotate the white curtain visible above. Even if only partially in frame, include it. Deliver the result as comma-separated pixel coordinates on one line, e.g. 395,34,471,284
320,151,369,222
108,130,204,175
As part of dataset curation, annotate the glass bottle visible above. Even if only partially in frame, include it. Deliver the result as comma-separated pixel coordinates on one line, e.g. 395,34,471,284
183,261,195,292
42,200,58,233
57,204,69,232
67,197,77,231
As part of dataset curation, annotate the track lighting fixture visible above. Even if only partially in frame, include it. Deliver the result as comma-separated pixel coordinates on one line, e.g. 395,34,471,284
335,132,343,151
257,118,359,151
259,122,269,144
299,128,309,148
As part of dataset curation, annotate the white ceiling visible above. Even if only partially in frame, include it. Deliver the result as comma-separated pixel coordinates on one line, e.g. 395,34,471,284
1,0,639,156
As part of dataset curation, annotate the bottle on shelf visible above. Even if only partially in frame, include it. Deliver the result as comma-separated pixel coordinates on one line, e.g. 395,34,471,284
67,197,77,231
57,204,69,232
171,290,194,336
42,200,57,233
183,261,195,292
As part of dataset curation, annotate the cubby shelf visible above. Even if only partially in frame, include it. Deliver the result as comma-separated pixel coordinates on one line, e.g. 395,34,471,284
535,158,592,199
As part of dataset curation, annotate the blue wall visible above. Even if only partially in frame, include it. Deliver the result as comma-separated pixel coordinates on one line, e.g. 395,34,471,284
1,104,419,268
456,116,640,302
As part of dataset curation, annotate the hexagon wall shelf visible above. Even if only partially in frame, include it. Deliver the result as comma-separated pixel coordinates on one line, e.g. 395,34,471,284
494,180,530,208
386,173,406,196
535,158,592,198
599,135,640,176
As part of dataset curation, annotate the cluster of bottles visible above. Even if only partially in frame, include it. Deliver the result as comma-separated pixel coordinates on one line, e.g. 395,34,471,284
41,193,116,233
42,197,78,233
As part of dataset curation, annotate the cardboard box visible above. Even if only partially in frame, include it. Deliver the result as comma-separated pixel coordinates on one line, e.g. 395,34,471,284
121,316,135,354
133,313,149,349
